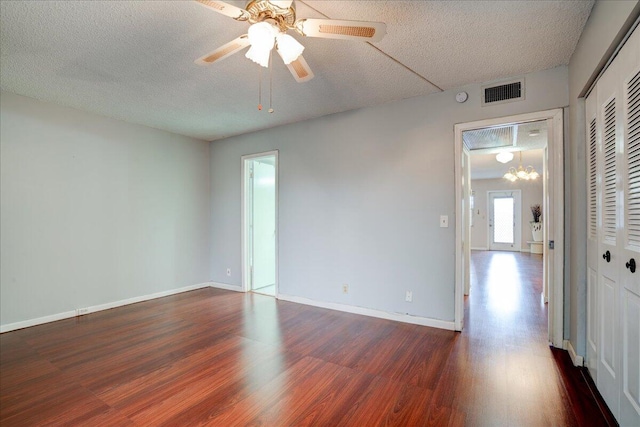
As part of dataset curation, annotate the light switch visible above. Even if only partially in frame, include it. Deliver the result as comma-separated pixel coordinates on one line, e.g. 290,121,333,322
440,215,448,227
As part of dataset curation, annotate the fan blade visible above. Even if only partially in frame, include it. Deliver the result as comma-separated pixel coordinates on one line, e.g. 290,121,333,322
286,55,314,83
195,35,250,65
270,0,293,9
194,0,250,21
295,18,386,42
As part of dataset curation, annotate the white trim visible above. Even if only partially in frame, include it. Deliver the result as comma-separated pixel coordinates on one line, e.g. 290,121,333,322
470,247,488,251
455,127,465,330
564,339,585,367
0,310,77,334
549,111,565,349
209,282,244,292
241,151,279,295
277,293,456,331
1,283,456,334
0,283,211,333
454,108,564,346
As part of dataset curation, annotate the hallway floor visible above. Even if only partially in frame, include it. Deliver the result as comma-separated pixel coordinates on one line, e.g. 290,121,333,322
464,250,614,426
466,250,547,357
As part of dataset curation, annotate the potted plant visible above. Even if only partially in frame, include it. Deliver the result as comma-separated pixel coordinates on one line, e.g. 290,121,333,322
530,204,543,242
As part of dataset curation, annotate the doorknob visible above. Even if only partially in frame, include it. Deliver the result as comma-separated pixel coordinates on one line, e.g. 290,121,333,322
603,251,611,262
626,258,636,273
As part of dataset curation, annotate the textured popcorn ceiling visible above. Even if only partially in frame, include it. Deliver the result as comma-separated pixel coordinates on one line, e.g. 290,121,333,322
0,1,593,141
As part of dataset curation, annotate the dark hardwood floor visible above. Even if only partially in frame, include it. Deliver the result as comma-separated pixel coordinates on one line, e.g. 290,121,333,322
1,251,613,426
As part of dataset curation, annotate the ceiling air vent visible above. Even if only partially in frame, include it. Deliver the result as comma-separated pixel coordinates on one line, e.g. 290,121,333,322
482,78,525,106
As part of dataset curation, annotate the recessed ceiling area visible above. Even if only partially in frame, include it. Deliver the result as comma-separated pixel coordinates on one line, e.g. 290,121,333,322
468,120,547,180
0,1,593,141
471,149,544,181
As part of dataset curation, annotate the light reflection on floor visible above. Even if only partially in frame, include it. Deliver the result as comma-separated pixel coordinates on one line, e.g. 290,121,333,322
466,250,551,422
241,293,284,403
486,252,521,315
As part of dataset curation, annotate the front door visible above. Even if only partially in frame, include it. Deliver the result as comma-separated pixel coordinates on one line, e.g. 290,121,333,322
488,191,520,251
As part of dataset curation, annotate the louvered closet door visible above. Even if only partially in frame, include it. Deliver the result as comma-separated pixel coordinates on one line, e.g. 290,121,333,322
585,90,599,382
618,26,640,426
595,55,622,417
587,25,640,427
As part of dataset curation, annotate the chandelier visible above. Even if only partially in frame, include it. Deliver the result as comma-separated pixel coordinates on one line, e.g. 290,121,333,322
503,152,540,182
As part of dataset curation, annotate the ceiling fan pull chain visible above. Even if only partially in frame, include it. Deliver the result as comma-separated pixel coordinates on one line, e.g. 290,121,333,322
258,64,263,111
268,51,274,113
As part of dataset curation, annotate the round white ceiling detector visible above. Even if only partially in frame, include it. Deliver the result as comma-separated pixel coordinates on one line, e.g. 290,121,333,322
456,92,468,103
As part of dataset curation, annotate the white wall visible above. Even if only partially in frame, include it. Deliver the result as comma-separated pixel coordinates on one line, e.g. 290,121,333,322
210,66,569,323
567,0,640,356
470,178,543,251
0,92,211,327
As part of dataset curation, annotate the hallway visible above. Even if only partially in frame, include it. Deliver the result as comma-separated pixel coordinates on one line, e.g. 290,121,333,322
460,250,613,425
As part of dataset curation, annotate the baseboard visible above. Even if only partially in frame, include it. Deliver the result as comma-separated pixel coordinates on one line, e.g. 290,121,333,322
0,282,211,333
564,339,584,367
470,247,488,251
277,293,456,331
209,282,243,292
2,283,454,333
0,310,79,334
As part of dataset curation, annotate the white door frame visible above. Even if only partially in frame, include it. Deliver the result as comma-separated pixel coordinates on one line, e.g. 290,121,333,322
454,109,564,349
241,150,279,295
487,190,522,252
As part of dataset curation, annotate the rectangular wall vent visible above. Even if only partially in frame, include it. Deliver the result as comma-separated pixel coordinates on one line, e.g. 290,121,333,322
482,78,525,106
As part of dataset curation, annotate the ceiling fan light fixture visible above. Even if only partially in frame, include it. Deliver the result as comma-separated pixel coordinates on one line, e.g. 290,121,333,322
246,22,277,67
195,0,388,84
275,33,304,64
247,22,277,48
245,45,271,67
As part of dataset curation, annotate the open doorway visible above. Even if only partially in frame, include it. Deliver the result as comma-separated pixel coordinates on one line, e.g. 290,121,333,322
454,109,564,348
466,128,545,340
242,151,278,297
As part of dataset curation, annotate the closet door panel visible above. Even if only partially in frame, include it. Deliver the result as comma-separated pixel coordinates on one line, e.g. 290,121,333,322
621,290,640,423
595,56,622,416
586,88,599,380
619,24,640,427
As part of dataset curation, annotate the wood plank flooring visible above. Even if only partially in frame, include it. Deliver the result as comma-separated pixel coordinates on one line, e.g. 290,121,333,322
1,251,612,425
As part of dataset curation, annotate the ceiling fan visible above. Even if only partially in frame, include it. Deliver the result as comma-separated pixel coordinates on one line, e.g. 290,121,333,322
194,0,387,82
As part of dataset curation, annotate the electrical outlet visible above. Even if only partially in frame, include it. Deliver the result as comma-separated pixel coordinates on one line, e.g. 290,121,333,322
405,291,413,302
226,268,231,276
342,284,349,294
76,308,89,316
